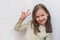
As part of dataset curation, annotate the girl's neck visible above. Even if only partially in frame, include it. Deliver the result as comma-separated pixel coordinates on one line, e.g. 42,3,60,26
40,24,45,26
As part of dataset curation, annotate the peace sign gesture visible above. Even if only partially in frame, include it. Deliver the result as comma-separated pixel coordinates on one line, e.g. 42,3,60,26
19,10,30,21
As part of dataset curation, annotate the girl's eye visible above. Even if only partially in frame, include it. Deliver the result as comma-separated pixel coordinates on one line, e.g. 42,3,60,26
36,16,39,18
41,14,44,16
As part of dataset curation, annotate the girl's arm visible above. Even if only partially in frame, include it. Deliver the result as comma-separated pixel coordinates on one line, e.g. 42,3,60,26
14,19,31,32
14,10,30,32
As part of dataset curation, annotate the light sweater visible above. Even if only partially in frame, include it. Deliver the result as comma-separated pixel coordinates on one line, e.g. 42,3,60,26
14,20,52,40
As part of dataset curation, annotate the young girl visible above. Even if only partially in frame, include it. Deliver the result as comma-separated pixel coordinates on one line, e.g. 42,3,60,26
14,4,52,40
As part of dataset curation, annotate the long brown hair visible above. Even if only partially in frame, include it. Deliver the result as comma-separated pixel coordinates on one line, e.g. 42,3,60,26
31,4,52,35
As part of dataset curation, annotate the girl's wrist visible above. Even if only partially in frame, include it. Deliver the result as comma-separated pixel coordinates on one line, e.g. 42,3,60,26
18,18,24,24
20,18,24,20
19,18,24,22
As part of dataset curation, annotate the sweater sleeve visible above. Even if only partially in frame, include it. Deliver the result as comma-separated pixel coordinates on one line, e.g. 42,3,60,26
45,33,52,40
14,20,31,32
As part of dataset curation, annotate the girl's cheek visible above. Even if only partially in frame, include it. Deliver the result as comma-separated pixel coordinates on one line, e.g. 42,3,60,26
36,18,39,22
36,18,38,21
43,16,48,22
43,16,47,19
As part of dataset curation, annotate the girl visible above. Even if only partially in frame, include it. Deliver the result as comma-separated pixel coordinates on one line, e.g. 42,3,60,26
14,4,52,40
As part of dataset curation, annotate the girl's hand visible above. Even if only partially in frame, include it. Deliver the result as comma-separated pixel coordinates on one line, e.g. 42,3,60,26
19,10,30,21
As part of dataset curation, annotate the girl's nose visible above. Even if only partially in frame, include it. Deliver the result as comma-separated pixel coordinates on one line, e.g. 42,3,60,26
39,17,43,20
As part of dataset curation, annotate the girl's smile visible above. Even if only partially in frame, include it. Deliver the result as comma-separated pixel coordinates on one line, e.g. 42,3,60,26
40,18,45,22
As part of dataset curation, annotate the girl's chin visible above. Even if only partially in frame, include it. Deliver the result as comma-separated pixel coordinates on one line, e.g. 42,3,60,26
39,22,46,25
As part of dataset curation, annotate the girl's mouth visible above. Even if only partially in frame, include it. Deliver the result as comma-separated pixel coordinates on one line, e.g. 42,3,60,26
40,19,45,22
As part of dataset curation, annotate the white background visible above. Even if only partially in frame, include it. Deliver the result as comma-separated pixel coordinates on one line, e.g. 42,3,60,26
0,0,60,40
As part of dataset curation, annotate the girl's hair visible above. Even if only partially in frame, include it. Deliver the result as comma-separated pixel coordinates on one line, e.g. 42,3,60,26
31,4,52,35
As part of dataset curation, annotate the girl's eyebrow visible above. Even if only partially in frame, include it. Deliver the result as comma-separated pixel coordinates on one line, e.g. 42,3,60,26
36,15,40,17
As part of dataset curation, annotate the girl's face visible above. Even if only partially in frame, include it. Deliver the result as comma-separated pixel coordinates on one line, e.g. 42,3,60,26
36,8,48,25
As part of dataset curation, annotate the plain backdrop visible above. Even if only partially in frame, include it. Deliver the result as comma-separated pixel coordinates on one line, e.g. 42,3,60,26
0,0,60,40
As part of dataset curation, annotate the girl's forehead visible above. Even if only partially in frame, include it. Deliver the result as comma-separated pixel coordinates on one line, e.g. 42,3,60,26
36,9,46,15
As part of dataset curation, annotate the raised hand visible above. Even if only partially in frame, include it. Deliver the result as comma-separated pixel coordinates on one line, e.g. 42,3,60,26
19,10,30,21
